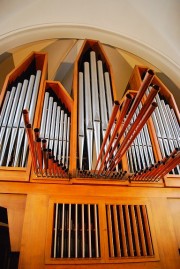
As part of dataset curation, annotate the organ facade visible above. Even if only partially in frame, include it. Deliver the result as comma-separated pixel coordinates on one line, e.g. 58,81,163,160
0,39,180,269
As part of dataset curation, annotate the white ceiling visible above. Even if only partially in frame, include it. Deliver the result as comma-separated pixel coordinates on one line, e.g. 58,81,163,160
0,0,180,88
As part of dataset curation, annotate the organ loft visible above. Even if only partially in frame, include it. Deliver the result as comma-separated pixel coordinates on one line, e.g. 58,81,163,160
0,39,180,269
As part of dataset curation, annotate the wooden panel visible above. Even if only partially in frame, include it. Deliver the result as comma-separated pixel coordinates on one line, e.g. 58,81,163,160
149,197,180,269
0,194,26,251
168,199,180,250
18,194,49,269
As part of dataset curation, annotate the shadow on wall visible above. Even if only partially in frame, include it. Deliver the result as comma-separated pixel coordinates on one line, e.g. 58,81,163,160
0,52,15,93
156,72,180,110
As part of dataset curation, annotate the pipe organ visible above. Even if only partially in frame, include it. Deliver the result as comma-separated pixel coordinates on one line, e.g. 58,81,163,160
0,39,180,269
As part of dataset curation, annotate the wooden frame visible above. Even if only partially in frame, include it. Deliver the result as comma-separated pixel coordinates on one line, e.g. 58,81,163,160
72,39,117,178
125,65,180,186
0,52,47,182
30,80,73,183
45,196,159,265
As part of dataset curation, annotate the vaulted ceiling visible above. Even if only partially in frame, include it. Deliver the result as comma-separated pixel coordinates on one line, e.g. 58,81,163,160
0,0,180,89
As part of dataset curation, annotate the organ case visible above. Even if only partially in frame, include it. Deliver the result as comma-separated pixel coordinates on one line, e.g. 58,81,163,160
126,65,180,186
0,52,47,181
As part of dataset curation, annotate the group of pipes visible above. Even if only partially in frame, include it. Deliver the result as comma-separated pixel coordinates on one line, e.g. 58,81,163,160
93,69,159,177
53,203,100,258
94,69,179,179
22,89,70,177
126,101,155,174
78,50,114,172
129,148,180,182
149,87,180,174
0,70,41,167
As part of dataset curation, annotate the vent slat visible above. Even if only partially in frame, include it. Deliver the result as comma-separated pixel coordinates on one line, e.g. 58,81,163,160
113,205,121,257
106,204,154,258
124,205,134,256
94,204,99,258
130,205,141,256
60,203,65,258
119,205,128,257
106,204,115,257
141,205,154,256
136,205,147,256
68,204,71,258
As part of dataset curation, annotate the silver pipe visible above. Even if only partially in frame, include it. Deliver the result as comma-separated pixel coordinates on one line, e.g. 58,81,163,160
21,135,28,167
45,96,53,139
68,204,71,258
0,91,10,126
6,128,18,166
139,125,147,146
135,144,142,171
75,204,78,258
104,72,113,120
143,124,152,146
143,145,151,167
2,87,16,127
65,116,70,169
78,72,85,170
139,145,146,169
53,140,58,161
84,62,93,129
61,204,65,258
58,110,64,162
154,106,166,138
147,146,155,165
131,145,138,172
155,94,171,139
29,70,41,124
50,101,57,139
88,204,92,258
90,52,101,160
39,91,49,138
0,127,6,153
7,83,22,127
161,100,173,139
13,79,29,127
48,139,54,151
151,111,161,138
171,108,180,140
166,104,179,140
0,127,11,165
158,137,166,158
82,204,85,258
53,203,58,258
54,106,61,139
163,138,171,156
90,51,100,122
97,60,108,131
54,106,61,160
127,148,134,172
62,113,67,166
84,62,93,170
94,204,99,258
20,75,35,127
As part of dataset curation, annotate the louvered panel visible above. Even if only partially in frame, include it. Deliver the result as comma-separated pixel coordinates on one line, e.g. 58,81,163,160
106,204,154,258
52,203,101,259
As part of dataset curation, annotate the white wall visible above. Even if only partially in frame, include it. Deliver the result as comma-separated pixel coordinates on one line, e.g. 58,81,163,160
0,0,180,88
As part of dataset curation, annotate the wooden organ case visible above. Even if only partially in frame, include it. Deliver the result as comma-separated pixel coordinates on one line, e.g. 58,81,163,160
0,39,180,269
